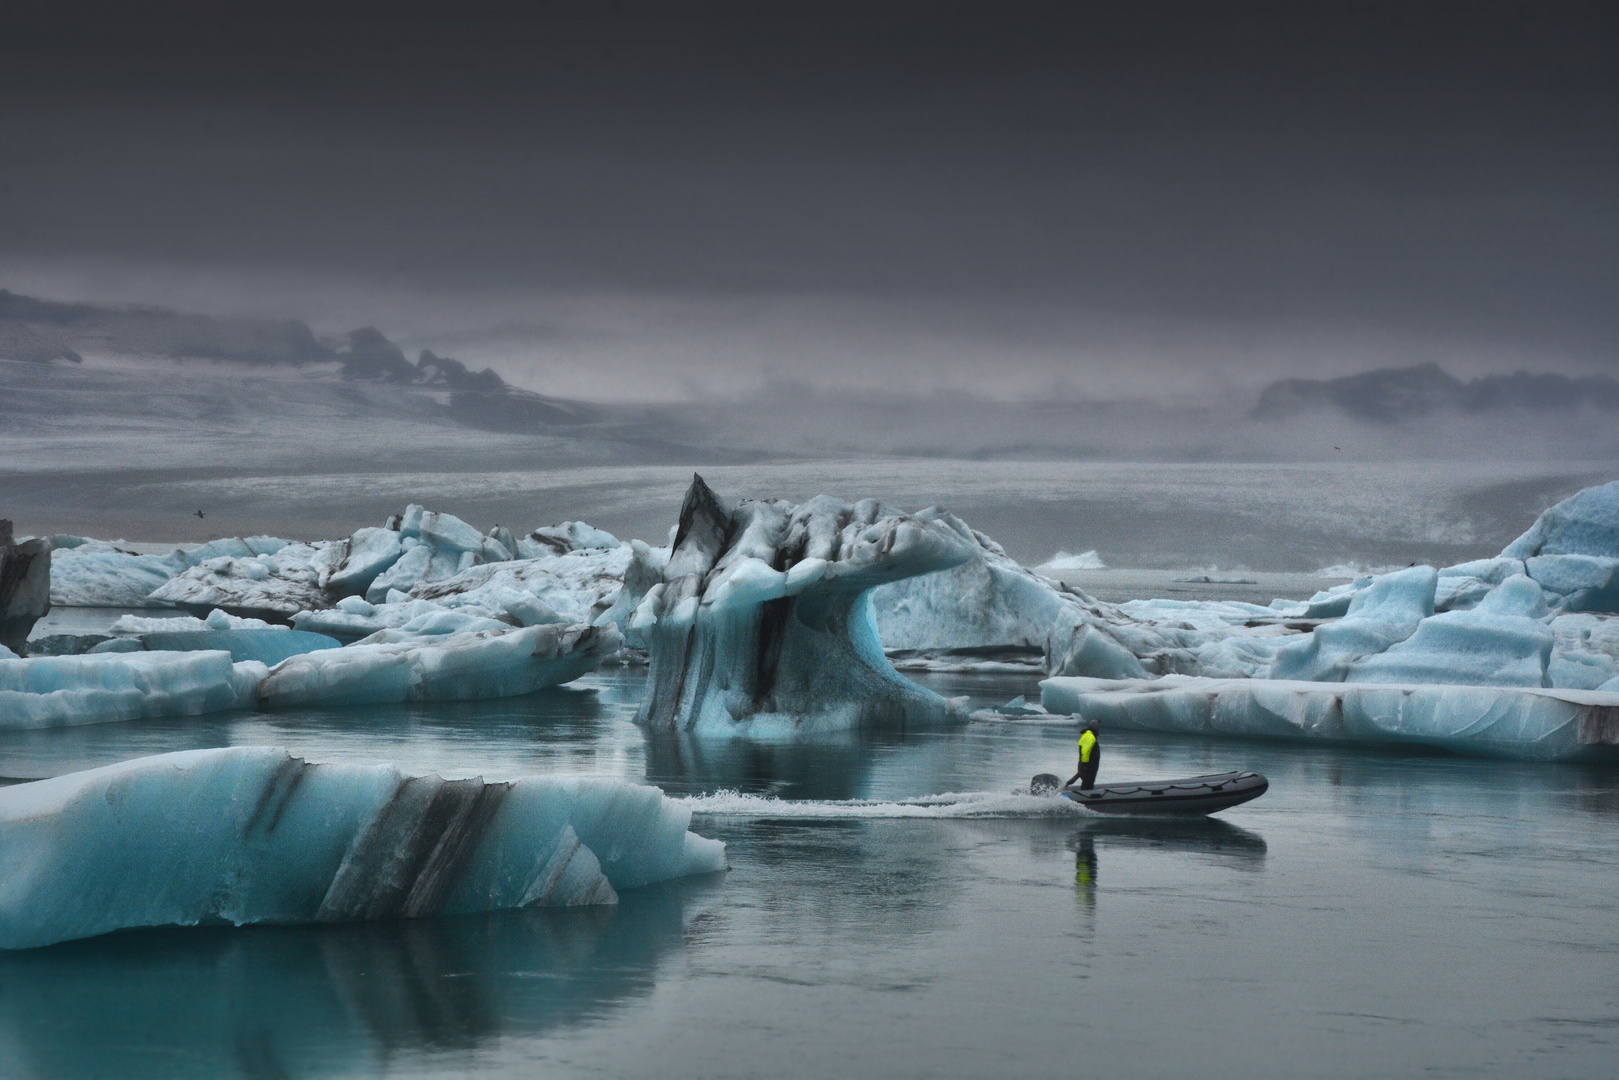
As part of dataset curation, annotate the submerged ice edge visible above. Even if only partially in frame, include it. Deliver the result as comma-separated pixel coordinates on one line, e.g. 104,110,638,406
677,789,1085,819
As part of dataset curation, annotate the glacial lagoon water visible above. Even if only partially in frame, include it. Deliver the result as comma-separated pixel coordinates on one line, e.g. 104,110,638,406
3,667,1618,1078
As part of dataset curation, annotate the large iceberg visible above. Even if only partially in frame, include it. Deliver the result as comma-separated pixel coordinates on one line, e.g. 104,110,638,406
0,747,727,950
0,650,262,730
258,623,621,708
637,475,975,734
1040,675,1619,760
0,520,51,655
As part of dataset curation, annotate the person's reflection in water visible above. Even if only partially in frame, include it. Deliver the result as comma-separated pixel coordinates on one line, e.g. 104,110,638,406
1066,817,1269,910
1073,833,1098,911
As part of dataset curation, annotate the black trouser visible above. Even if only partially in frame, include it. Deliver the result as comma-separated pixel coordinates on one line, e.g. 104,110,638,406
1077,755,1099,790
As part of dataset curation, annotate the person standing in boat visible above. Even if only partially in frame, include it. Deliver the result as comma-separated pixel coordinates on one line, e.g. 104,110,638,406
1066,721,1100,790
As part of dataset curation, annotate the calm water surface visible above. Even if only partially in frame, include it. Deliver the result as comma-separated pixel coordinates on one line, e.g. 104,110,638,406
2,670,1617,1079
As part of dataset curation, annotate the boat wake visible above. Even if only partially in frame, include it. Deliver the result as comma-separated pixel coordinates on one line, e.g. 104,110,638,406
676,789,1084,820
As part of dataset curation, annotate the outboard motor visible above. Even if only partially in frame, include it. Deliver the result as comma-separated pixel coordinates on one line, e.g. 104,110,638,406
1030,773,1062,796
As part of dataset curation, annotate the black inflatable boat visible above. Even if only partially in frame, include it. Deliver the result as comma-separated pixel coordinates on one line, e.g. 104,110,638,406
1031,770,1268,815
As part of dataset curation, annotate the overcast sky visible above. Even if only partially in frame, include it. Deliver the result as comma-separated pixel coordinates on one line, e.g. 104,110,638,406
2,1,1613,400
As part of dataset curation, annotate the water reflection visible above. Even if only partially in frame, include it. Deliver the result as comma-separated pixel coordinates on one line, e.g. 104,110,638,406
0,883,706,1080
1064,818,1268,910
643,729,908,800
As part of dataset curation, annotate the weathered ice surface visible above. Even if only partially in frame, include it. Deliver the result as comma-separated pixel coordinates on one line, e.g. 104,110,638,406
148,542,338,621
867,511,1304,678
870,509,1062,669
1268,566,1437,681
1041,675,1619,760
1502,480,1619,559
258,623,622,708
637,476,976,734
0,747,727,950
0,521,51,656
0,651,264,730
48,535,291,608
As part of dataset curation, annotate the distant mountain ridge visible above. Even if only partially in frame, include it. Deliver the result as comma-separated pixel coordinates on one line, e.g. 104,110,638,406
0,288,596,430
1253,363,1619,422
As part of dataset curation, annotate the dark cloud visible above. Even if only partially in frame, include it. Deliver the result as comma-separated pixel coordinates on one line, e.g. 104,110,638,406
0,1,1614,394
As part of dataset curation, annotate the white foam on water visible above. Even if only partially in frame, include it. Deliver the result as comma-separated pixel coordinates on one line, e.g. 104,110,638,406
677,789,1084,820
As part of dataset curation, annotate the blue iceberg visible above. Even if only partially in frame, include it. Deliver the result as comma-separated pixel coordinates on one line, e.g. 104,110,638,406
0,747,727,950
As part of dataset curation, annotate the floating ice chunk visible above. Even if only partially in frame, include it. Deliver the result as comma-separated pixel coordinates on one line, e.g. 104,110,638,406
321,526,405,596
1501,481,1619,559
1033,550,1107,572
0,643,15,660
109,614,210,635
89,637,146,653
1048,624,1149,680
640,476,975,733
258,623,621,708
872,509,1068,653
292,597,505,642
365,541,434,602
0,746,726,950
48,537,294,608
1524,554,1619,612
48,543,181,607
408,545,636,626
1346,576,1553,687
138,629,343,666
594,541,671,648
529,521,623,553
1041,675,1619,760
1293,577,1373,619
204,608,277,630
1268,566,1436,681
0,651,263,730
398,505,486,553
0,524,51,655
148,543,337,620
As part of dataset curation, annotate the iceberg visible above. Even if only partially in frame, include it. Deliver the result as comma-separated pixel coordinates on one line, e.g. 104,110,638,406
409,543,636,626
1268,566,1436,681
0,521,51,655
1346,575,1553,686
1045,589,1304,680
0,650,262,730
870,513,1297,676
0,746,727,950
258,623,621,708
1033,550,1107,572
148,543,337,621
1501,480,1619,559
320,526,405,596
871,509,1065,659
638,475,976,734
1040,675,1619,760
48,535,292,608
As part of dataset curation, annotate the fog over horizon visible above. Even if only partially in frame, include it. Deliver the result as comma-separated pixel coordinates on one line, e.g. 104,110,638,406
3,2,1617,559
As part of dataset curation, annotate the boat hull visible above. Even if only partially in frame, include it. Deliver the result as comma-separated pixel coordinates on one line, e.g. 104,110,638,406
1059,770,1267,815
